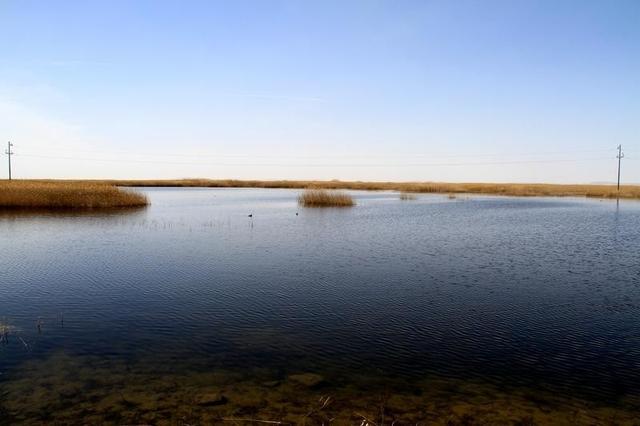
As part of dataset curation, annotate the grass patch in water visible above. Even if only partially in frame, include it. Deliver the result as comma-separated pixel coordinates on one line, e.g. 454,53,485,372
0,181,148,210
298,189,354,207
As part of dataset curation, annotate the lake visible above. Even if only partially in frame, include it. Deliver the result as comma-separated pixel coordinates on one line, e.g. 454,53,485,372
1,188,639,424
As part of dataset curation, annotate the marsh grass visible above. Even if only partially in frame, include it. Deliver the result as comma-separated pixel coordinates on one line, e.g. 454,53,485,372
399,192,417,200
298,189,354,207
0,181,148,210
11,179,640,200
73,179,640,200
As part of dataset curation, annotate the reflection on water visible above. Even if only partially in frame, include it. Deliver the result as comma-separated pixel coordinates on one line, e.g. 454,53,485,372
1,188,640,424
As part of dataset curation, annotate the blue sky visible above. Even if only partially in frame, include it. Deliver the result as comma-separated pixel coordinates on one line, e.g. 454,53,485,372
1,0,638,182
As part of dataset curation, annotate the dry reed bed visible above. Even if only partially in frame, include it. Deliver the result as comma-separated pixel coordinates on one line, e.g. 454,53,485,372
0,181,148,210
298,189,354,207
13,179,640,199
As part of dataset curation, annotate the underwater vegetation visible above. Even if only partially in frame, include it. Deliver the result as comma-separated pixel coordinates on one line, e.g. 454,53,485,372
399,192,417,201
1,352,638,425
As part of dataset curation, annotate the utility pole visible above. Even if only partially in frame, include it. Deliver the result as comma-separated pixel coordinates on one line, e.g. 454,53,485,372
616,144,624,192
5,141,13,181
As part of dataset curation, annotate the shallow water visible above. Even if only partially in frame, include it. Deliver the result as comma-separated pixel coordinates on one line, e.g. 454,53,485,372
1,189,639,424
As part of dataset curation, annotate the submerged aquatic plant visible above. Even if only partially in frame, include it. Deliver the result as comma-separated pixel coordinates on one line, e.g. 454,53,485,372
0,320,19,346
0,322,9,344
2,353,638,426
0,315,63,351
399,192,417,200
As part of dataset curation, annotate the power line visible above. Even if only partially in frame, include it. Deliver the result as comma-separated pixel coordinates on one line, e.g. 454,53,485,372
15,146,616,161
15,153,613,168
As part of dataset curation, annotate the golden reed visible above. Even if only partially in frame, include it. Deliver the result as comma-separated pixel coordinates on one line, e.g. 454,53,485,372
298,189,355,207
6,179,640,205
0,181,148,210
98,179,640,199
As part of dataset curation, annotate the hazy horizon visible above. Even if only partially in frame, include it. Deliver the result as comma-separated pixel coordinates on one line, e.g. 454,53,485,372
1,0,638,183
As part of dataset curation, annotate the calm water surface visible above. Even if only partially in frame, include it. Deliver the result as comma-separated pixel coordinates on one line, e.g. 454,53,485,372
1,188,639,421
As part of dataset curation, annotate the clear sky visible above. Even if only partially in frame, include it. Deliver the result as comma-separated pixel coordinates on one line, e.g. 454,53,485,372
1,0,638,183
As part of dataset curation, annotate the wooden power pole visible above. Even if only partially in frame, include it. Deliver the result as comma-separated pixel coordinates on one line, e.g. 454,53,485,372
5,141,13,180
616,144,624,192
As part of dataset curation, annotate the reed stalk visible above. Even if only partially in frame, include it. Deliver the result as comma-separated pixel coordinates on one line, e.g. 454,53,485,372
298,189,355,207
0,181,148,210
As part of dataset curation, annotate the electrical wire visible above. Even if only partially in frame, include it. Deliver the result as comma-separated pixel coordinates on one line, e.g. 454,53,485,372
15,153,615,167
14,147,617,161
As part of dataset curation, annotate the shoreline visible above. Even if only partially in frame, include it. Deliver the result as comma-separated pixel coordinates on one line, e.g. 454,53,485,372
6,179,640,200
